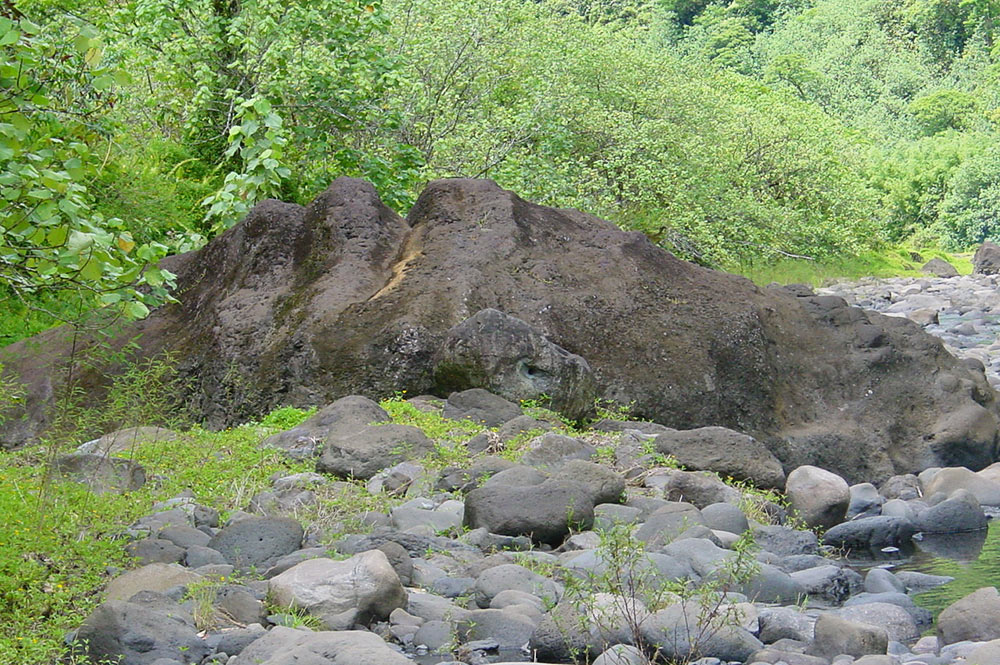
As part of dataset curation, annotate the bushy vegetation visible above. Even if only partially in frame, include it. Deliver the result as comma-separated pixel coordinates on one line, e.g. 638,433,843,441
3,0,996,340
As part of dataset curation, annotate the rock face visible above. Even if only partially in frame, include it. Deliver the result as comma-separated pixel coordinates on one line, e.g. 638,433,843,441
3,178,999,483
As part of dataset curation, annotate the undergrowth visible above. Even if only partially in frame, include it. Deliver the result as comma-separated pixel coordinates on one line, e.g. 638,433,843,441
735,246,972,287
0,408,313,665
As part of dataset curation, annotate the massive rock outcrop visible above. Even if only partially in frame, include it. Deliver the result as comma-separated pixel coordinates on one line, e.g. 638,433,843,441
2,178,998,483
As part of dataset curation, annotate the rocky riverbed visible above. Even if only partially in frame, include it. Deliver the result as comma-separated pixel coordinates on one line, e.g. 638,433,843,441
821,270,1000,390
63,385,1000,665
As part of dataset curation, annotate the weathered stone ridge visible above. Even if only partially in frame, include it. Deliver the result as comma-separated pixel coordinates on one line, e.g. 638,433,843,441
2,178,998,482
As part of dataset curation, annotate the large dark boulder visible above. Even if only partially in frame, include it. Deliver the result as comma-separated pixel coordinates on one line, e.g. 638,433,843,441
3,178,999,483
975,240,1000,275
435,308,596,419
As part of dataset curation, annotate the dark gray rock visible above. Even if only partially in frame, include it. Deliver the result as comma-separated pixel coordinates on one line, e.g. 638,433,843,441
464,479,596,545
634,502,705,548
822,516,916,552
864,568,905,594
6,179,1000,489
592,419,671,435
458,608,538,650
230,625,411,664
216,624,266,657
663,470,741,508
207,516,303,573
753,525,820,557
158,525,211,550
376,541,414,587
975,241,1000,275
316,423,433,480
436,456,518,492
848,483,883,519
125,538,185,566
184,545,227,568
262,395,390,458
758,607,814,643
653,427,786,489
741,563,809,604
474,564,561,608
216,586,266,625
442,388,522,427
914,496,988,533
922,258,959,278
433,308,596,420
519,432,595,469
701,502,749,535
72,596,210,665
554,459,626,506
790,565,860,604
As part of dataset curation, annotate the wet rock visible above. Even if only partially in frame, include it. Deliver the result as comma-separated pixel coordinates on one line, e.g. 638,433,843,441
914,495,988,533
822,516,916,552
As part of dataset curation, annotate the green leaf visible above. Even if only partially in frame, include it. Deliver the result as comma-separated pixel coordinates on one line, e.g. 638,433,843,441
47,226,68,246
0,29,20,46
80,258,103,281
92,75,113,91
126,300,150,319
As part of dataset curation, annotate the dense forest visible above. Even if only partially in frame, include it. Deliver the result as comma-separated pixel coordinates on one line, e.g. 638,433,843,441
3,0,1000,340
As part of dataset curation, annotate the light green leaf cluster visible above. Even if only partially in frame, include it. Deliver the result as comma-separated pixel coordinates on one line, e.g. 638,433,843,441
0,12,174,317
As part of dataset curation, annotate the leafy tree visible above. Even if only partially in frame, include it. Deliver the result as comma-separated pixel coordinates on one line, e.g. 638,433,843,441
98,0,422,230
908,88,980,134
0,5,174,321
939,141,1000,246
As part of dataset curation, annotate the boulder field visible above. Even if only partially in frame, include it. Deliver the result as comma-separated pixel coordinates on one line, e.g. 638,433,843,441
64,390,1000,665
3,178,1000,483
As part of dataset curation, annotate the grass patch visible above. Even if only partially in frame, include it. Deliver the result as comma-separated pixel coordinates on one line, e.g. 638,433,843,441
0,408,314,665
733,246,973,287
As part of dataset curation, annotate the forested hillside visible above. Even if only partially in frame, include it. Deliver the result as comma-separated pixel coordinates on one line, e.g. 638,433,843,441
2,0,999,339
